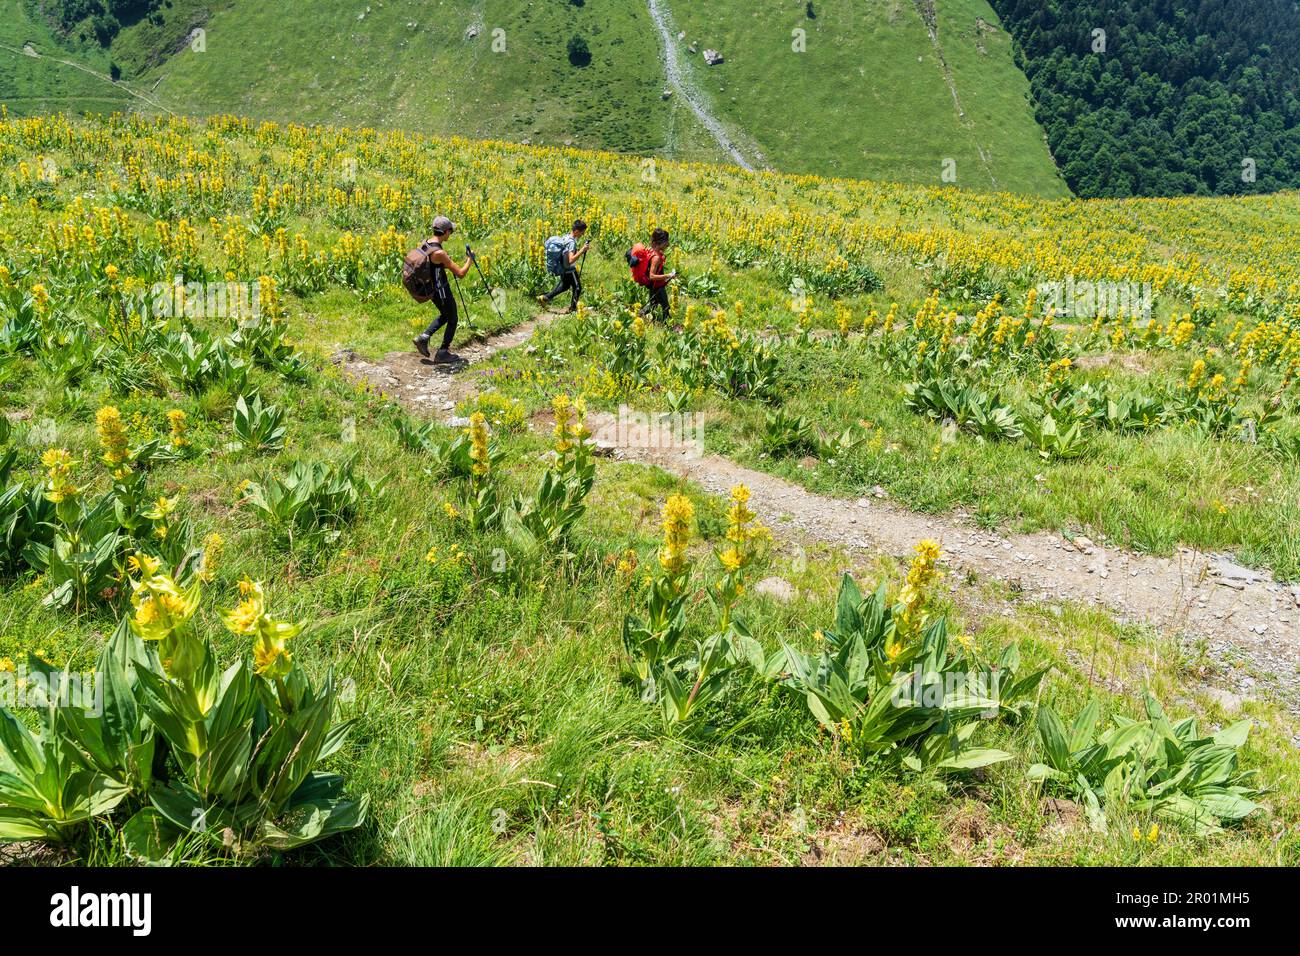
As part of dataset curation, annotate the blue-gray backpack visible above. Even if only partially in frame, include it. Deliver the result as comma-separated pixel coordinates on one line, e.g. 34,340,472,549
544,235,569,276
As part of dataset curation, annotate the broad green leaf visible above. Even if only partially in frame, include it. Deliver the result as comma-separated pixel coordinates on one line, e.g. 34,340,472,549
1036,705,1072,771
934,748,1013,771
1068,699,1100,752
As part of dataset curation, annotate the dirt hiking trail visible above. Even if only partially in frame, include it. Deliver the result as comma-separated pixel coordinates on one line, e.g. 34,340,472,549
336,317,1300,710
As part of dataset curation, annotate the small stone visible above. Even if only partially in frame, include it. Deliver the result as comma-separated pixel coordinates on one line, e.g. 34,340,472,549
1210,556,1266,585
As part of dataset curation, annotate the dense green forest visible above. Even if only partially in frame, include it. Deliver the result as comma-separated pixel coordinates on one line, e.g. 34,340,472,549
28,0,169,46
989,0,1300,196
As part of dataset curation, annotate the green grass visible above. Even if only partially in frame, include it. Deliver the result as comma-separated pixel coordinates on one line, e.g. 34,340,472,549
1,0,1067,195
1,113,1296,867
5,359,1294,864
100,0,731,166
663,0,1068,194
0,1,134,114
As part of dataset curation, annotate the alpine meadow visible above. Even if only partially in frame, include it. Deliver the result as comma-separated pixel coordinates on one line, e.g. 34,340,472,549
0,0,1297,909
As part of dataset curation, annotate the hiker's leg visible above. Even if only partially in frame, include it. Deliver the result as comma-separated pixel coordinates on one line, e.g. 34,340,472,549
437,298,459,352
543,276,567,302
569,271,582,308
422,298,449,339
652,287,670,321
639,288,658,317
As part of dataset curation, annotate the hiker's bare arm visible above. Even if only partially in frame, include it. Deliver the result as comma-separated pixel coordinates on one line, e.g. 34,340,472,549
432,248,472,279
567,243,589,265
649,261,677,281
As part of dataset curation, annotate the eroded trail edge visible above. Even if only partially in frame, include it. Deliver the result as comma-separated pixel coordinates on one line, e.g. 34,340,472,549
336,320,1300,709
645,0,763,171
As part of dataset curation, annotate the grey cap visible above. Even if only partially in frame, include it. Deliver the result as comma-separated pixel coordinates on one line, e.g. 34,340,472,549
432,215,456,235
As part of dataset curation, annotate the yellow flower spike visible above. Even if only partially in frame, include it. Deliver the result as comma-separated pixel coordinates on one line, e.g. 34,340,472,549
467,412,490,479
223,578,266,636
197,533,224,583
658,494,695,576
167,408,190,448
41,447,79,503
95,406,131,473
615,549,638,577
129,570,201,643
552,393,574,455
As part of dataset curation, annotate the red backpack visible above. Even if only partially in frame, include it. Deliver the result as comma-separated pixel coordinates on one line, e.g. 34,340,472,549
627,243,655,287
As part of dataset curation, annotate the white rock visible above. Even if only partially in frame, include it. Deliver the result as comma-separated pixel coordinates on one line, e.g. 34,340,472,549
755,577,795,602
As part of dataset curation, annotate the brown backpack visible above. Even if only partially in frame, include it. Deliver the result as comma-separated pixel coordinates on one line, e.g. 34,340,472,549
402,240,438,302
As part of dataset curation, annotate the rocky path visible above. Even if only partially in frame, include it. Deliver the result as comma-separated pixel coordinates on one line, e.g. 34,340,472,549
645,0,764,171
336,317,1300,709
333,316,548,414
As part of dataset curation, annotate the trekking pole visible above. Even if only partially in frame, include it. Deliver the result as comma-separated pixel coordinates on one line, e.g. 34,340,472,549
466,244,506,321
452,273,475,333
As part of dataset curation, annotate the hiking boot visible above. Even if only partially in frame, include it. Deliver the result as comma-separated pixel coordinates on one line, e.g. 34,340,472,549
413,334,431,358
536,294,551,310
433,349,461,364
558,305,576,314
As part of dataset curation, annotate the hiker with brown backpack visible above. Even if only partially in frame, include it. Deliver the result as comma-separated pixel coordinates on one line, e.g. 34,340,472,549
628,228,677,322
403,216,476,362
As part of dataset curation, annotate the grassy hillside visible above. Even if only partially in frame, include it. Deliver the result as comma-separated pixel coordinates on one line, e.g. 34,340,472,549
144,0,733,163
0,0,135,114
663,0,1067,194
0,113,1297,865
2,0,1067,195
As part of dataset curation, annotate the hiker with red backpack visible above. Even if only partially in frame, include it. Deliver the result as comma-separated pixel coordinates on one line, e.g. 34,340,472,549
404,216,475,362
629,228,677,322
539,219,590,313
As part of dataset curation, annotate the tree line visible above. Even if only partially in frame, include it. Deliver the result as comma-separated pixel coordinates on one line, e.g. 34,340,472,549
989,0,1300,197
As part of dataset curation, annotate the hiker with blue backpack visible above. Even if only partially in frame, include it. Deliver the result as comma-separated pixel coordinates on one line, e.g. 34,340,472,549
538,219,590,313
